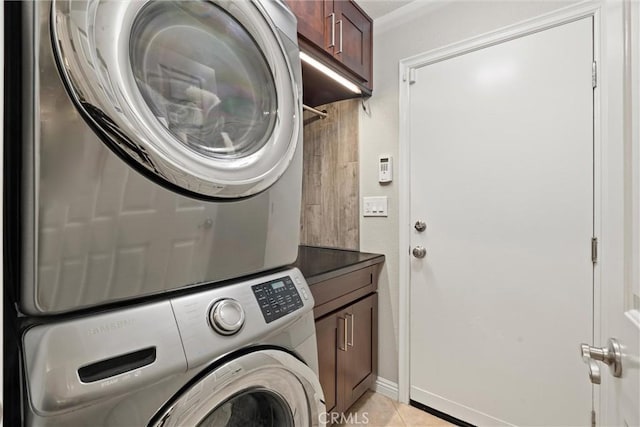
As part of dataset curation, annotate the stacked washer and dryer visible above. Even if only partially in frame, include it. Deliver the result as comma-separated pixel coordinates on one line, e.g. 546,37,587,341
4,0,325,425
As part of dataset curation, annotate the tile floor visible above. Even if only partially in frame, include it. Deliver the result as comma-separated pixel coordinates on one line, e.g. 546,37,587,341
336,391,455,427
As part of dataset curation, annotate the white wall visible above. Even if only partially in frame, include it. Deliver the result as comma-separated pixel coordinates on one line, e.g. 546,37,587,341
359,0,578,385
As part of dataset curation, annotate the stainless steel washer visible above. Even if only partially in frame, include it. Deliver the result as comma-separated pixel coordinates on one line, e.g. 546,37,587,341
8,0,303,315
22,268,325,426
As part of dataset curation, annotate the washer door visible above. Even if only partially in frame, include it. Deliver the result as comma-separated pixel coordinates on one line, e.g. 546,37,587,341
150,349,325,427
51,0,300,199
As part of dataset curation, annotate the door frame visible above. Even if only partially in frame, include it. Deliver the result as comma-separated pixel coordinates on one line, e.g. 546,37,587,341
1,0,4,423
397,2,617,421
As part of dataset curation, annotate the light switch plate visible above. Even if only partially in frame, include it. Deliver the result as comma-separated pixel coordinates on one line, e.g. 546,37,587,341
363,196,388,217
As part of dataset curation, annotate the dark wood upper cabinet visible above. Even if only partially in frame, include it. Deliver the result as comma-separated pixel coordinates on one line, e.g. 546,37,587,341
284,0,327,48
284,0,373,106
333,0,372,83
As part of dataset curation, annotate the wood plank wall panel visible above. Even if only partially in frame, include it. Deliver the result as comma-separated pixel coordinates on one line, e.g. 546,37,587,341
301,99,359,250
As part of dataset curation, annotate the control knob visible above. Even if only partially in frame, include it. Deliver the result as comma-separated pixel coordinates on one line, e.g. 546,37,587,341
209,298,245,335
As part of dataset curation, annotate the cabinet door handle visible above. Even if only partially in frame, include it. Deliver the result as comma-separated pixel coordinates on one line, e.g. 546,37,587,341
338,316,348,351
328,13,336,48
346,313,354,347
336,19,343,54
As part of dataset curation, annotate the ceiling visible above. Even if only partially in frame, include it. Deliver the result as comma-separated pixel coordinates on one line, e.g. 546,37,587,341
356,0,415,19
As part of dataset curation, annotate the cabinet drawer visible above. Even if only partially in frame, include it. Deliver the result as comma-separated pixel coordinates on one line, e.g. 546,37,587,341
311,266,377,319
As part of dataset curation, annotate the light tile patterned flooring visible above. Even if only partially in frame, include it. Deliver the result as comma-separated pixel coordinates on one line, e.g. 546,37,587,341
337,391,455,427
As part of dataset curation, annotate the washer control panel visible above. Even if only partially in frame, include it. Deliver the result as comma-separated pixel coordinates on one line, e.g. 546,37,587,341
252,276,304,323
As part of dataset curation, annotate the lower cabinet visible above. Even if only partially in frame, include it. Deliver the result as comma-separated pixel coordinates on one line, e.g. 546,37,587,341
316,293,378,417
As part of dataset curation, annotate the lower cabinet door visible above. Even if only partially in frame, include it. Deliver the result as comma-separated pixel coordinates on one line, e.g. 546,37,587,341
340,293,378,409
316,311,339,414
316,293,378,420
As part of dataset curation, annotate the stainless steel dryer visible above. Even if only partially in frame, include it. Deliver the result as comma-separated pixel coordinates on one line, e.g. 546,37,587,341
10,0,303,315
22,268,325,426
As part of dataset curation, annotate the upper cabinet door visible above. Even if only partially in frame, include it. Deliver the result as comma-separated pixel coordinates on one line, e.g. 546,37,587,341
286,0,373,94
284,0,327,49
333,0,372,84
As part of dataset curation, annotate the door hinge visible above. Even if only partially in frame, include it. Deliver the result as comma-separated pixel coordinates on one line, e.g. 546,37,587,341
592,61,597,89
591,237,598,264
591,409,596,427
409,68,417,85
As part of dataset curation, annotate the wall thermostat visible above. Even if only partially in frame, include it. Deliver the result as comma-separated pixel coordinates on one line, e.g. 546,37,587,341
378,155,392,183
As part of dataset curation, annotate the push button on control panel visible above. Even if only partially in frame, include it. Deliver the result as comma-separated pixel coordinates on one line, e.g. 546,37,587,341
252,276,304,323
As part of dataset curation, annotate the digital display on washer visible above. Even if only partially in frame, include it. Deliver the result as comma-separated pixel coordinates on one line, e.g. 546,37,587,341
252,276,303,323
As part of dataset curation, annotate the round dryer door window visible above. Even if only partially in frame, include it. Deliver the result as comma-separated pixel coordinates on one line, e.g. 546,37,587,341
130,2,278,160
51,0,301,199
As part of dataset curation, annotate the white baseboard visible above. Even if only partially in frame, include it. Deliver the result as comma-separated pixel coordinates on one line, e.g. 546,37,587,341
410,386,514,427
372,377,399,401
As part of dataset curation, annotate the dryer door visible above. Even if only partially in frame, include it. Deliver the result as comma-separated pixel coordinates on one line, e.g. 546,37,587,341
51,0,301,199
150,349,325,427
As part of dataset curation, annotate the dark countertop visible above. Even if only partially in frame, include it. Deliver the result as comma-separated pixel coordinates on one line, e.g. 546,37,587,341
291,245,385,285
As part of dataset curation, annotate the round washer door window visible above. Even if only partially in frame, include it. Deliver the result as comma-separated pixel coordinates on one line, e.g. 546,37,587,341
149,350,325,427
52,0,301,199
196,390,292,426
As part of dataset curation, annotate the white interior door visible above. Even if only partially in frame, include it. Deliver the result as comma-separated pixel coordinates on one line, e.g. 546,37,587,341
598,1,640,425
600,272,640,426
409,18,595,426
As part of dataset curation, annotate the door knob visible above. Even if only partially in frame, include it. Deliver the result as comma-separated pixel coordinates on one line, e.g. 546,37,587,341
412,246,427,258
414,220,427,232
580,338,622,384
